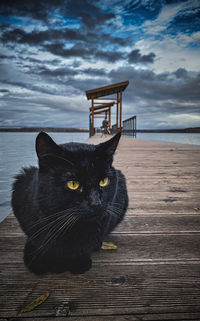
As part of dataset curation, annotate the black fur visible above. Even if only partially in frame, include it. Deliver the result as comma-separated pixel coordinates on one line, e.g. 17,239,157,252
12,132,128,274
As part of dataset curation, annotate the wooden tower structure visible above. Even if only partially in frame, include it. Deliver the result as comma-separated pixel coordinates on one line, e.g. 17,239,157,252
86,80,129,136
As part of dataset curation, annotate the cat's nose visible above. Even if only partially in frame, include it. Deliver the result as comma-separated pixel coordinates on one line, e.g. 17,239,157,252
89,190,101,208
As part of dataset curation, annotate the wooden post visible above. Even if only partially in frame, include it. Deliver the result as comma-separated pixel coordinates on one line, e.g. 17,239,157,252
109,106,111,130
116,92,119,132
105,111,108,120
91,98,94,135
120,90,122,131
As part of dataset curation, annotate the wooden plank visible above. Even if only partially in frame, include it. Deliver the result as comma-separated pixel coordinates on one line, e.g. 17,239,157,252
116,92,119,130
89,103,114,112
85,80,129,100
2,214,200,236
127,202,200,215
92,108,110,115
1,263,200,318
11,314,200,321
1,233,200,264
120,90,122,130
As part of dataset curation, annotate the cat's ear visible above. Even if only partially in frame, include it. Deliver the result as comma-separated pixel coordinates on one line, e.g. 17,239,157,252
95,132,121,161
36,132,60,158
36,132,74,171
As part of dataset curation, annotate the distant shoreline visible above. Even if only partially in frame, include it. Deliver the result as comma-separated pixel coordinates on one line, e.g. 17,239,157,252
0,127,199,133
135,127,200,133
0,128,89,133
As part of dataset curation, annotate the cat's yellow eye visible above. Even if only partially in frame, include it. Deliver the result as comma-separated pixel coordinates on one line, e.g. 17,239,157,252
66,180,80,190
99,177,109,187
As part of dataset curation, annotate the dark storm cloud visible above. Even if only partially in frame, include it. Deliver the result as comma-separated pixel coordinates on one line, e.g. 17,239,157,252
94,50,124,63
81,68,107,77
108,66,200,105
0,24,151,64
174,68,188,79
1,25,127,50
23,57,61,65
0,0,62,24
44,42,90,59
0,0,115,29
0,54,16,60
37,66,79,77
1,79,67,96
44,42,125,63
128,49,156,64
0,89,10,93
1,26,152,64
37,65,107,78
78,11,115,29
61,0,116,29
99,33,127,46
1,27,86,45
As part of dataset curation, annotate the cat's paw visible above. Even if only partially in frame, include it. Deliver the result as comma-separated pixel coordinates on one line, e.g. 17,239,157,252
24,253,48,275
69,257,92,274
24,241,49,275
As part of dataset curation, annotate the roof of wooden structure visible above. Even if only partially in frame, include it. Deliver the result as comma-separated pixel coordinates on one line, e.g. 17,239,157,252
86,80,129,100
89,102,114,112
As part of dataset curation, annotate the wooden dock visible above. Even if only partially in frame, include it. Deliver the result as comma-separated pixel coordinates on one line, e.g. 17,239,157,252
0,136,200,320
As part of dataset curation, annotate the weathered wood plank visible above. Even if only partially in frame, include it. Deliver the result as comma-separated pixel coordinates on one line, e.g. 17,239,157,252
1,232,200,264
2,214,200,236
6,314,200,321
1,263,200,318
128,202,200,215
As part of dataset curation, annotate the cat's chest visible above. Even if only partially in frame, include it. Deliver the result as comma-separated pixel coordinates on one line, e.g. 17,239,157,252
58,220,104,251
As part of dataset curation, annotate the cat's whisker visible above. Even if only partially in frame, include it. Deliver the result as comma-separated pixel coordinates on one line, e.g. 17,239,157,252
28,214,74,260
28,207,79,243
28,213,68,243
28,213,80,265
109,201,125,208
29,206,79,229
28,221,76,267
27,217,67,266
109,204,124,214
53,215,79,241
29,209,79,242
106,206,122,219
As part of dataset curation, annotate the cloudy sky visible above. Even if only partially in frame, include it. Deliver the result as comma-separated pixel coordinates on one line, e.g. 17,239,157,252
0,0,200,129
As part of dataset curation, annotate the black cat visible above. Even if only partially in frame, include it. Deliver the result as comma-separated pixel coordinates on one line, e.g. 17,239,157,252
12,132,128,274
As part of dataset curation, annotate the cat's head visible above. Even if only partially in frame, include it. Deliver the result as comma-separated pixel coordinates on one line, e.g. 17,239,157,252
35,132,121,221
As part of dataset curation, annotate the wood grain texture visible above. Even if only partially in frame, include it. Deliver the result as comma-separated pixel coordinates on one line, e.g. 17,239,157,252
0,136,200,320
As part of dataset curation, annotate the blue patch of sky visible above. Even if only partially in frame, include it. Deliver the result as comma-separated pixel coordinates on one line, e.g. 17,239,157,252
54,15,81,29
170,12,200,34
0,15,48,33
0,16,23,25
165,0,188,4
119,1,163,27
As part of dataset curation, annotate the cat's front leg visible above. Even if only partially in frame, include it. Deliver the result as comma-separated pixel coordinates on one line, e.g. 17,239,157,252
68,256,92,274
94,242,102,252
24,240,48,275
